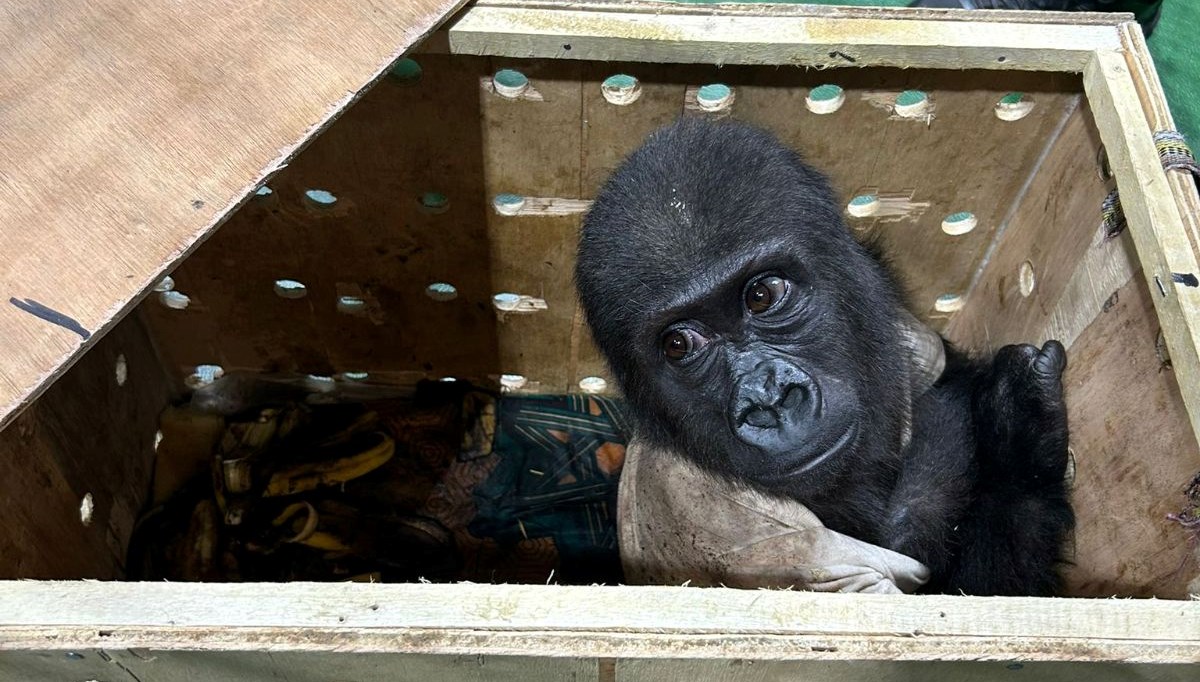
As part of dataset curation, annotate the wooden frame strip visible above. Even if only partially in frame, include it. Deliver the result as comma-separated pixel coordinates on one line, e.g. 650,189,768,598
449,0,1125,71
0,582,1198,662
1083,49,1200,444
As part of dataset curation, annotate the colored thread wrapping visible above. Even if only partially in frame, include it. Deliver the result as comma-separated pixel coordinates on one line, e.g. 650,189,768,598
1102,129,1199,241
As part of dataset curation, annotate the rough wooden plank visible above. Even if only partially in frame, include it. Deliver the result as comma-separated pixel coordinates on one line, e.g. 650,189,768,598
0,312,171,579
946,101,1110,348
0,0,467,432
1083,51,1200,466
1,582,1198,663
480,59,585,393
140,54,502,385
0,651,1194,682
1060,276,1200,598
0,650,596,682
616,659,1197,682
449,0,1124,71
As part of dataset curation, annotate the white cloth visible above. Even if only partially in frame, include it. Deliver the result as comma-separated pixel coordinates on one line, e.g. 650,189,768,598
618,439,930,594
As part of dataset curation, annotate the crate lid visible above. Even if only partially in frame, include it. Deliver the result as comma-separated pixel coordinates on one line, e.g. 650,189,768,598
0,0,467,430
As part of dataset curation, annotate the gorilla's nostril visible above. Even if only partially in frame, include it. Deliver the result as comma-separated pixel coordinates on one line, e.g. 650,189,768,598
743,407,779,429
780,383,808,410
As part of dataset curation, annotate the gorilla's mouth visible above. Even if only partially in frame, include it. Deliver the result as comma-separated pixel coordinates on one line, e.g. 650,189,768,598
779,422,859,479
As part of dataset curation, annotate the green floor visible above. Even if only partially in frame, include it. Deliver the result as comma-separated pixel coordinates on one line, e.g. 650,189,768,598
676,0,1198,144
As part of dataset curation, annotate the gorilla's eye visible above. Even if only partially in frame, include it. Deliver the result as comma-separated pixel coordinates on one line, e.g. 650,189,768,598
661,327,707,362
745,275,789,314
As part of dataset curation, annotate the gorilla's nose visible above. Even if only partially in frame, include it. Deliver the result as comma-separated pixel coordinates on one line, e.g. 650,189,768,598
734,358,818,430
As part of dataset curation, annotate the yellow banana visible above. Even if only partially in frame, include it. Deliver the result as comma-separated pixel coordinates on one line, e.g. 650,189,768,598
263,431,395,497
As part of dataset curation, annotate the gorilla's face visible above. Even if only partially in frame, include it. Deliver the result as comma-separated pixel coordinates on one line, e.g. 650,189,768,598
576,118,909,499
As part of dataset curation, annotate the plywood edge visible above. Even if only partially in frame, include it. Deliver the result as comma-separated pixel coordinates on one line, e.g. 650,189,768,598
1083,47,1200,455
449,1,1124,70
0,0,470,434
0,582,1197,662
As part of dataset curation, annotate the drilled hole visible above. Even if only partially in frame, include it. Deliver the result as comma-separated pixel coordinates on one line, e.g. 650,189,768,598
274,279,308,299
601,74,642,106
805,84,845,114
941,211,977,236
186,364,225,389
846,194,880,218
304,189,338,207
934,293,964,313
493,69,529,98
578,376,608,393
115,354,128,386
79,493,94,527
159,291,190,310
893,90,929,117
389,58,423,85
426,282,458,302
1019,260,1036,297
696,83,734,112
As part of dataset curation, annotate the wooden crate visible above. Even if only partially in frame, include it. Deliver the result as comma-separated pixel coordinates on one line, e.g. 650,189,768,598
1,1,1199,679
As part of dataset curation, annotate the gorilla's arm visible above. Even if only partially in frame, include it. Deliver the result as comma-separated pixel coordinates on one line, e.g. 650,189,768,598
879,382,977,581
948,340,1075,596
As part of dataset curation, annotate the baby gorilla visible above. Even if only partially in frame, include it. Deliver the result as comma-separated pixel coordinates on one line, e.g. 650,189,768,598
575,118,1074,596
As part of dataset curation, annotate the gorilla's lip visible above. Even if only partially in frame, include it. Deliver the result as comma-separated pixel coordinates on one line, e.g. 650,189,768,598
780,422,859,479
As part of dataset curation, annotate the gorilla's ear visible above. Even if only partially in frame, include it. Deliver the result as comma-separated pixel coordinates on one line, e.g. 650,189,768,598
895,308,947,451
897,307,946,397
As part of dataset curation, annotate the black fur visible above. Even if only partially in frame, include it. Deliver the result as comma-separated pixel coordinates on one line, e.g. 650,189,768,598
575,118,1074,596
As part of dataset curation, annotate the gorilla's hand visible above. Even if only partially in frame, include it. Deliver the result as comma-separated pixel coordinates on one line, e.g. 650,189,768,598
973,340,1070,487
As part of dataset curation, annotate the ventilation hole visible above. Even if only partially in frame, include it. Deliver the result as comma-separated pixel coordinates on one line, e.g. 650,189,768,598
304,189,338,207
493,69,529,98
995,92,1035,121
159,291,190,310
389,57,423,85
255,185,273,197
337,296,366,314
934,293,964,313
79,493,94,527
601,74,642,105
492,292,522,311
893,90,929,117
846,194,880,218
274,279,308,299
578,376,608,393
419,192,450,214
426,282,458,301
500,374,528,390
341,371,369,381
154,430,164,451
153,276,175,293
1097,144,1113,181
115,354,128,386
805,84,845,114
305,374,336,393
941,211,978,236
1019,260,1036,297
186,364,225,389
493,193,526,216
696,83,733,112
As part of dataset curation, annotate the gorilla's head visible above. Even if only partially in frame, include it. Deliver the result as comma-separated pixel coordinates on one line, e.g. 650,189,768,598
575,118,912,500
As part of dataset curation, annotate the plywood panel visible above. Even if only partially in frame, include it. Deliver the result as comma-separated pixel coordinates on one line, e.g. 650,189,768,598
0,0,466,431
141,61,1083,388
1061,277,1200,598
946,103,1110,349
0,312,170,578
480,59,585,393
142,55,501,385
